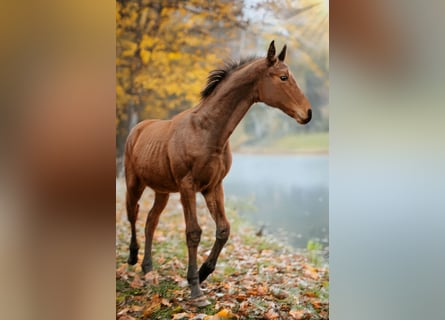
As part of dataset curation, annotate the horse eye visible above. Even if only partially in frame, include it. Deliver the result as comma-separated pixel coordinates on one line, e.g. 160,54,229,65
280,75,288,81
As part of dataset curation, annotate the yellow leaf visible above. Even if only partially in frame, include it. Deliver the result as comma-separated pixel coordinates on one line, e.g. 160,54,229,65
216,309,231,317
140,34,156,49
140,49,151,65
209,309,237,319
143,294,161,318
168,52,181,60
303,263,319,280
121,40,138,57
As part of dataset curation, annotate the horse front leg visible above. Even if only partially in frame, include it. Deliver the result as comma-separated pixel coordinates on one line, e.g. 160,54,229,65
179,182,203,299
200,183,230,283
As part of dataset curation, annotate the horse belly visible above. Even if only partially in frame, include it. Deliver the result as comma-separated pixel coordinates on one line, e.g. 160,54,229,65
140,160,178,192
133,141,178,192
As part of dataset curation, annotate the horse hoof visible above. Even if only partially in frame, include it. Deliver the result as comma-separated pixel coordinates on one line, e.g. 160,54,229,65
190,295,211,307
142,264,153,274
127,255,138,265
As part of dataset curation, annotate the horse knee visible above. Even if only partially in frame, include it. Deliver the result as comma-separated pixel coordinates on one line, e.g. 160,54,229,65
186,229,202,247
216,226,230,241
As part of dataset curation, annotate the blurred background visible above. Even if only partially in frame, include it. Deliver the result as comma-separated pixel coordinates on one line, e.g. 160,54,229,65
116,0,329,249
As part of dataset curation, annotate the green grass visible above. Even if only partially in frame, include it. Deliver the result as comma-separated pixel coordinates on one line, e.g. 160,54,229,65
271,132,328,153
232,132,328,154
149,278,181,299
306,239,326,267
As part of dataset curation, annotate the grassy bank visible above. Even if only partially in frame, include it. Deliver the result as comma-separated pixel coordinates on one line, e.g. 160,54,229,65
116,180,329,319
231,132,328,155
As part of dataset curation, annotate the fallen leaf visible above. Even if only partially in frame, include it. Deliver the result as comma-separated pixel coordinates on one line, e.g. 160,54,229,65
310,299,321,309
161,298,172,307
144,271,159,284
304,291,316,298
130,305,144,312
257,285,268,295
172,312,191,320
289,309,306,320
302,264,319,280
118,315,137,320
215,309,233,317
130,274,144,288
235,293,247,302
143,294,161,319
117,307,129,316
205,308,237,320
264,308,279,319
189,295,211,307
116,263,128,278
270,287,288,300
173,274,186,283
239,301,249,313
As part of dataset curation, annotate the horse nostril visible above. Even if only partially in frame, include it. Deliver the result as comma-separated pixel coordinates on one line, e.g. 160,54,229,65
307,109,312,121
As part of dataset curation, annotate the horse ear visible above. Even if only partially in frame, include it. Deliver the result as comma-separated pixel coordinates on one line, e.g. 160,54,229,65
267,40,276,64
278,44,287,61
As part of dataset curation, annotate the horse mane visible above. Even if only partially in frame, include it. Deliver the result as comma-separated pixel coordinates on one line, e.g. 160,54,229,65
200,56,258,99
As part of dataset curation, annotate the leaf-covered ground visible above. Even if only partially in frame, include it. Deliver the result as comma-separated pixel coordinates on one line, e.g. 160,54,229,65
116,179,329,319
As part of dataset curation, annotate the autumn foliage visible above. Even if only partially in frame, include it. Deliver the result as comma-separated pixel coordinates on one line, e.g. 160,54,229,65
116,0,246,155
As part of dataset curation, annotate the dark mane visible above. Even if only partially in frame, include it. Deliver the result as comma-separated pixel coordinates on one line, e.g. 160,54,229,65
200,56,258,99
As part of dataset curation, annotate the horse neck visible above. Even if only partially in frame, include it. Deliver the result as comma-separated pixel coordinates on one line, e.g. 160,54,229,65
195,61,263,149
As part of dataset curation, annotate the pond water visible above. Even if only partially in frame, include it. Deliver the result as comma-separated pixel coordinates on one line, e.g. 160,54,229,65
223,154,328,249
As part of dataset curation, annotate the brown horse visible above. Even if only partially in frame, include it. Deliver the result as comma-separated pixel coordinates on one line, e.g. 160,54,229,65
124,41,311,300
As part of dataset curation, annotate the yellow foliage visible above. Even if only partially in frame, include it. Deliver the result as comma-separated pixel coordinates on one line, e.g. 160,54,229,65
139,49,150,65
116,0,244,153
120,40,137,57
140,35,155,49
167,52,180,61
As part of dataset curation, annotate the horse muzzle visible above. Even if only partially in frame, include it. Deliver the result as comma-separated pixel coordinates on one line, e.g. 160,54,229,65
296,108,312,125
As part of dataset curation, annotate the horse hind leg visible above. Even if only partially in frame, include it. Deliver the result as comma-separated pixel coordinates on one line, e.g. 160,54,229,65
141,192,169,274
125,175,144,265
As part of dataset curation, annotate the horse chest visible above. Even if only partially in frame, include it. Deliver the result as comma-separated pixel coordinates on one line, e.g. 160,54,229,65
193,155,227,189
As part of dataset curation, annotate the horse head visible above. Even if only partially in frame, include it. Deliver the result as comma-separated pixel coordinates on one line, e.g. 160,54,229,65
257,40,312,125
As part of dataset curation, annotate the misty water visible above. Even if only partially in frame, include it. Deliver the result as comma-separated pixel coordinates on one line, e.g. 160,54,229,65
223,154,328,249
